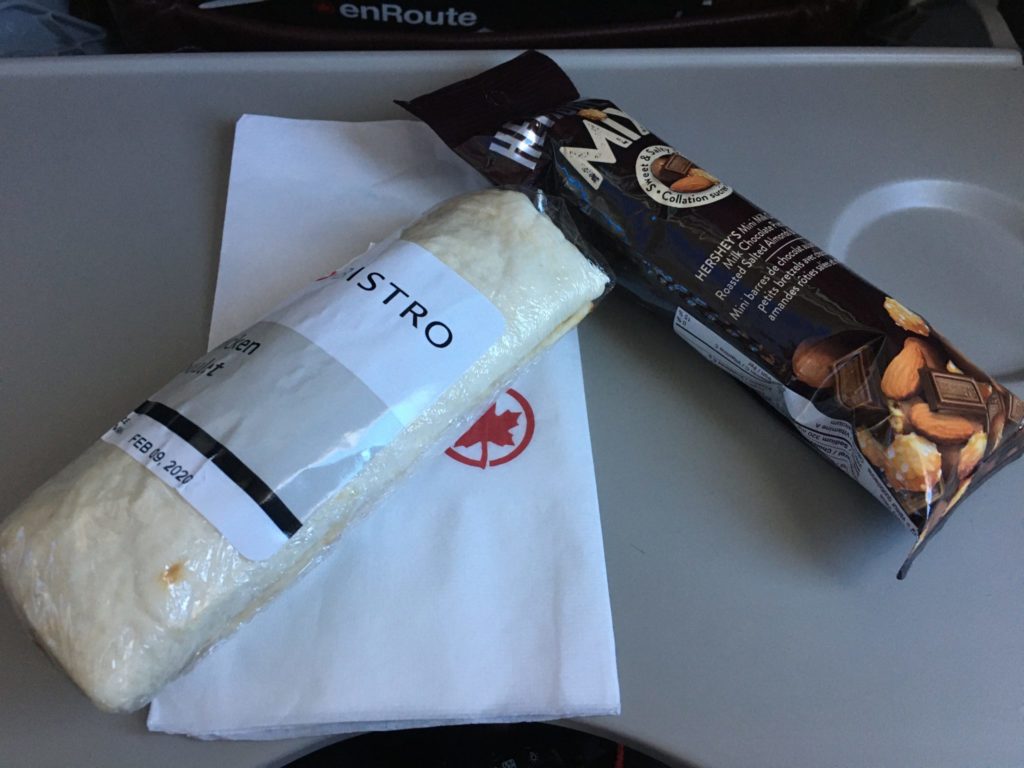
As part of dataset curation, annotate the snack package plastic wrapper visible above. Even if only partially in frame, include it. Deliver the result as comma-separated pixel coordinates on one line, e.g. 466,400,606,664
399,51,1024,578
0,188,612,712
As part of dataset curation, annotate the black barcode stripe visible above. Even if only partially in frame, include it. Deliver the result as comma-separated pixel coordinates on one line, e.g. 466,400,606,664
135,400,301,537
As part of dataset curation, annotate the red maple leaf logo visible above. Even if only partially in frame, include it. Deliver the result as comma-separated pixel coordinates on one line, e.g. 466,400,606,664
453,404,519,466
446,389,536,469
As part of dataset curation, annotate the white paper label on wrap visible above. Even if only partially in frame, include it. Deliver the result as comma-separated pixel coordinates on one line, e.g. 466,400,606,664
102,239,505,559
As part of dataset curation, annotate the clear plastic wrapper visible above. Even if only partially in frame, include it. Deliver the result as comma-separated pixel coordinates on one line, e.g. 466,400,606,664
399,51,1024,578
0,188,611,712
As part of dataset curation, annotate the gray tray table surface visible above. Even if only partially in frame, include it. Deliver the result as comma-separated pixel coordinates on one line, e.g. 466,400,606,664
1,49,1023,768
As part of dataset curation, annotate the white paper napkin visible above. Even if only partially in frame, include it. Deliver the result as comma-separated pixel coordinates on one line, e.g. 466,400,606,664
147,116,619,739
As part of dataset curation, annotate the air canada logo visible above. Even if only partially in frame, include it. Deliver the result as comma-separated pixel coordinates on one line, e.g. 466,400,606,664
446,389,535,469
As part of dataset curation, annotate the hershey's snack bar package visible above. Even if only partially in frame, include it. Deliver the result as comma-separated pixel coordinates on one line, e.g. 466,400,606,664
399,51,1024,577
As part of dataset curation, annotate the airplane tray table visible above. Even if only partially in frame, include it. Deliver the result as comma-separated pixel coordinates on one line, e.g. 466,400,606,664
2,49,1023,768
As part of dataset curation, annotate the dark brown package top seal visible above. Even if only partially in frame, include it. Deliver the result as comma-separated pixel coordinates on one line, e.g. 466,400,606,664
398,51,1024,578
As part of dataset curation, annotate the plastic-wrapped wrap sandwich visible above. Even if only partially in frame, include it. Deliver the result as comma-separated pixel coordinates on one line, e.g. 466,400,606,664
400,52,1024,577
0,189,611,712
